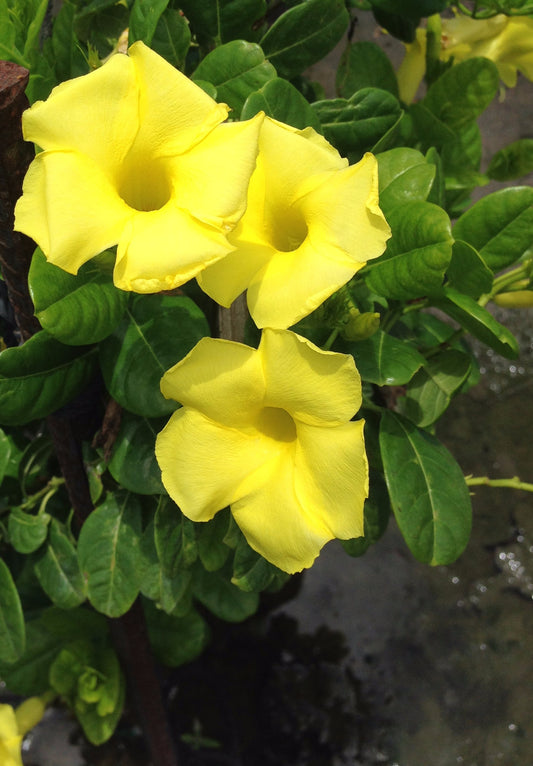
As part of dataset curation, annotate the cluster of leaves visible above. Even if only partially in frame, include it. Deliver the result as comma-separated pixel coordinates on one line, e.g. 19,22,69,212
1,0,532,747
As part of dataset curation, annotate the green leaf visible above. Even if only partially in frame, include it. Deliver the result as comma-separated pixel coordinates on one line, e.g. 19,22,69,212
0,426,13,483
99,294,209,418
232,533,277,592
128,0,170,45
409,101,456,151
377,147,436,214
312,88,402,163
241,77,323,132
452,187,533,272
192,561,259,622
336,41,398,98
192,40,275,114
197,510,232,572
155,499,197,577
446,240,493,300
431,287,519,359
0,558,25,664
108,411,166,495
369,0,448,17
75,648,125,745
144,600,209,667
364,201,453,300
425,147,445,208
29,249,128,346
346,330,425,386
380,411,472,565
0,331,98,426
396,349,472,427
50,0,88,81
178,0,266,44
260,0,349,79
34,520,86,609
77,493,142,617
488,139,533,181
423,57,499,130
341,469,391,557
8,508,51,554
150,7,191,68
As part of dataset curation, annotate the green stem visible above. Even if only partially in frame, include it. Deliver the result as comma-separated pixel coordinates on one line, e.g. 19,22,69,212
489,261,532,299
466,475,533,493
380,305,403,334
323,327,340,350
19,476,65,512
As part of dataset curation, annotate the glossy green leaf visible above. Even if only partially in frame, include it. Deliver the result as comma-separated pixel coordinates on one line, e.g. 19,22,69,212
151,7,191,68
49,1,87,81
77,493,142,617
155,499,197,577
197,510,232,572
336,41,398,98
397,349,472,427
99,294,209,418
34,520,86,609
364,201,453,300
431,287,519,359
488,139,533,181
341,469,391,557
139,519,192,614
178,0,266,43
192,560,260,622
75,648,125,746
347,330,425,386
425,147,445,207
409,102,456,151
108,411,166,495
192,40,276,114
260,0,349,78
380,411,472,565
0,331,98,426
370,0,448,17
128,0,170,45
446,240,493,300
312,88,401,162
0,427,12,483
452,187,533,272
423,57,499,130
29,249,128,346
144,600,209,667
241,77,323,132
232,533,278,592
0,607,106,695
8,508,51,554
377,147,436,213
0,558,25,664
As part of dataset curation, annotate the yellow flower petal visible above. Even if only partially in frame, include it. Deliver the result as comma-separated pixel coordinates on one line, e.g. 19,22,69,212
0,740,23,766
172,115,264,228
0,705,19,740
156,408,282,520
259,329,362,424
128,41,229,158
22,52,138,170
113,206,233,292
397,27,428,104
295,420,367,539
14,151,132,273
197,239,272,308
232,453,331,573
160,336,265,426
14,698,46,737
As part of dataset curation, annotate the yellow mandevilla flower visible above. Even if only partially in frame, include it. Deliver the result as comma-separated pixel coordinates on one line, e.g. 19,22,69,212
14,42,262,293
0,697,46,766
155,328,368,574
397,14,533,103
198,117,391,329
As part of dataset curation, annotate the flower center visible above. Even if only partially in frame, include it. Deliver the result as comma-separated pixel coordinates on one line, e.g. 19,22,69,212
118,154,172,212
256,407,297,443
269,207,308,252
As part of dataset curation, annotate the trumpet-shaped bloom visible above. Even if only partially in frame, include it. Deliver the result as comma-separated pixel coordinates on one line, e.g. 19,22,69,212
0,698,46,766
155,328,368,573
14,42,262,293
397,14,533,103
197,117,391,329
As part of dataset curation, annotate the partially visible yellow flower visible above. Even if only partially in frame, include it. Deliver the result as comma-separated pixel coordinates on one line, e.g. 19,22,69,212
155,328,368,574
440,14,533,87
197,117,391,329
14,42,262,293
0,698,46,766
397,14,533,103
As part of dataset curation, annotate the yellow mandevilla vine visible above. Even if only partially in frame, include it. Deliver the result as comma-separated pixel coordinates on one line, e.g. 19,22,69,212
155,329,368,573
14,42,262,293
0,698,46,766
